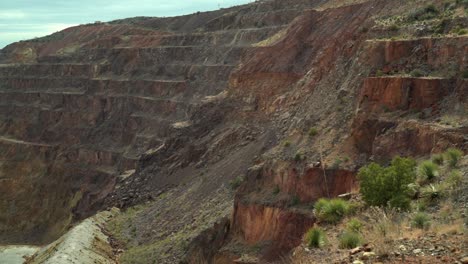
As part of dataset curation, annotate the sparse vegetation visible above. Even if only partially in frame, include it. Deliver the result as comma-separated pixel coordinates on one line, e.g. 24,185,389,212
308,127,318,137
463,69,468,79
447,170,463,187
338,231,362,249
346,218,363,233
314,198,351,224
304,227,327,248
294,152,304,162
331,158,342,169
358,156,416,209
418,160,439,182
421,184,445,203
229,176,244,190
284,140,291,147
411,212,431,230
431,153,444,165
290,195,301,206
445,148,463,168
272,185,280,195
408,4,439,22
410,69,425,77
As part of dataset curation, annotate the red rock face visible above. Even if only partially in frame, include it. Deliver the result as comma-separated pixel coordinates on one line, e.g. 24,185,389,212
232,201,314,253
274,168,357,203
372,121,468,159
365,37,468,73
359,77,454,112
229,3,378,113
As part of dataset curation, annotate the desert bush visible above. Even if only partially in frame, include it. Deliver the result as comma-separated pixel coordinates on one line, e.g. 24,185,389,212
331,158,343,169
304,227,327,248
290,195,300,206
463,69,468,79
418,160,439,182
308,127,318,137
229,176,244,190
294,152,304,162
447,170,463,187
346,218,363,233
363,207,403,256
410,69,425,77
408,5,439,21
445,148,463,168
339,231,363,249
421,184,445,203
431,154,444,165
283,140,291,147
414,200,427,212
314,198,351,224
358,156,416,209
272,185,280,195
411,212,431,230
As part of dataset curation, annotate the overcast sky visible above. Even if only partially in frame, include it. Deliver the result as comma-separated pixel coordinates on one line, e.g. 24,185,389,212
0,0,253,48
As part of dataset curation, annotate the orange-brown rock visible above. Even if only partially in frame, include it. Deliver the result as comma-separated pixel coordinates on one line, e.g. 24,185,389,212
232,201,314,256
359,77,454,113
372,121,467,160
365,36,468,73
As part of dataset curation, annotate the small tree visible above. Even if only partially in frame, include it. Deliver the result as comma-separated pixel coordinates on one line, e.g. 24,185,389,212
358,156,416,209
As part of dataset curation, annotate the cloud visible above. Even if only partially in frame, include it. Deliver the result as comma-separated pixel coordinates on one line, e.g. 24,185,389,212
0,10,27,19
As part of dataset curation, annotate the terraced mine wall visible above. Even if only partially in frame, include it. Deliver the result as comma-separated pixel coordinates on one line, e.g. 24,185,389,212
0,0,466,262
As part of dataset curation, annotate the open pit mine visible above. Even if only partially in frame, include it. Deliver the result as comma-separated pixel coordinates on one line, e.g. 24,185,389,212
0,0,466,263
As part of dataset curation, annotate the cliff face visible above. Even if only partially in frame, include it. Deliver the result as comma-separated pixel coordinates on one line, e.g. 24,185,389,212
0,0,466,263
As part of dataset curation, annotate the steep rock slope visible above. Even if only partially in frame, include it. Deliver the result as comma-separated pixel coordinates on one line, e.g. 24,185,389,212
0,0,323,247
0,0,466,263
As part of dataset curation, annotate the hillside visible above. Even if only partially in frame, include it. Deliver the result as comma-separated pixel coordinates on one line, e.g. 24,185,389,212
0,0,466,263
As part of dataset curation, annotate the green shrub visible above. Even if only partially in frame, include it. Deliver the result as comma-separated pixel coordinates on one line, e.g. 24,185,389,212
463,70,468,79
388,24,400,31
407,183,420,199
339,231,363,249
418,160,439,182
331,158,343,169
421,184,444,203
358,156,417,209
445,148,463,168
388,194,411,210
272,185,280,195
294,152,304,162
415,201,427,212
346,218,363,233
308,128,318,137
229,176,244,190
447,170,463,187
456,28,468,35
304,227,327,248
314,198,351,224
284,140,291,147
290,195,300,206
431,154,444,165
411,212,431,230
410,69,425,77
408,5,439,21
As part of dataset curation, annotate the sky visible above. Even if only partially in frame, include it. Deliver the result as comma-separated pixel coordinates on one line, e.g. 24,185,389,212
0,0,253,48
